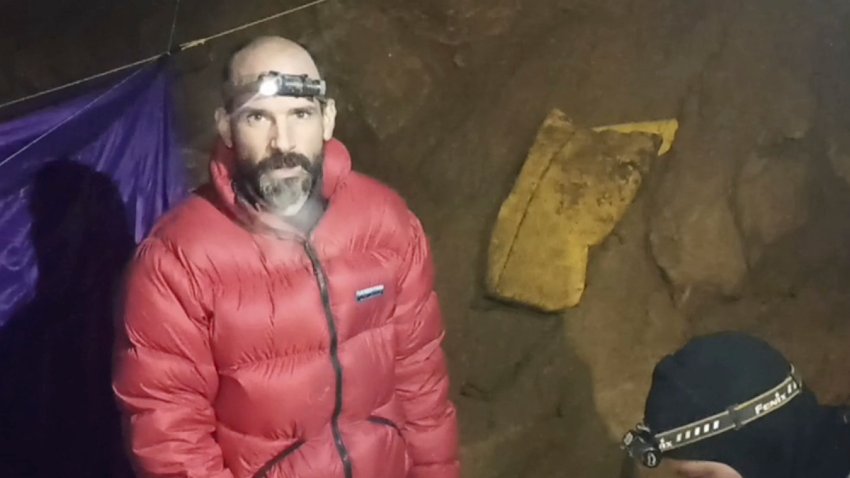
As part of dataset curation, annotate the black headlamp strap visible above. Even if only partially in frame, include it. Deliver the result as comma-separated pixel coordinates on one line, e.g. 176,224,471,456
623,365,803,467
655,365,802,452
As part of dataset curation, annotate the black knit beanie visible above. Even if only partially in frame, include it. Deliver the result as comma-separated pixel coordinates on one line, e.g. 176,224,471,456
643,332,850,478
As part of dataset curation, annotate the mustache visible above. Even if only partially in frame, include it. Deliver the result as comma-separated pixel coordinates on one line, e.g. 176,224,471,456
256,151,314,174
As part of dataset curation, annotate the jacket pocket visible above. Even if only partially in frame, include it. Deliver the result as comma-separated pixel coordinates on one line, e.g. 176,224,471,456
253,439,305,478
369,415,413,475
367,415,404,438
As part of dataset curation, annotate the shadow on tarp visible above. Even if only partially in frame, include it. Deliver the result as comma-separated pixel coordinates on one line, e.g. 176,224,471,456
0,61,191,478
0,56,186,477
0,159,135,477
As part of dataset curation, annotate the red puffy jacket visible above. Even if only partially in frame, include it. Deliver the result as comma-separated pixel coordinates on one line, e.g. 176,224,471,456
113,139,459,478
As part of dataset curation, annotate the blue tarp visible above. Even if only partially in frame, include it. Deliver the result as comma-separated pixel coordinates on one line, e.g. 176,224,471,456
0,60,187,476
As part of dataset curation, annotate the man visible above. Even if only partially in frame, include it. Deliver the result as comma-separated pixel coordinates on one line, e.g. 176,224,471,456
113,36,459,478
621,332,850,478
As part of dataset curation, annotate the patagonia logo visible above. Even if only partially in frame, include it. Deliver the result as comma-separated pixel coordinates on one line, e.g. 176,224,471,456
356,285,385,303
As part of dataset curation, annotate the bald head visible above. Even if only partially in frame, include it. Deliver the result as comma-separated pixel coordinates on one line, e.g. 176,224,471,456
223,36,321,90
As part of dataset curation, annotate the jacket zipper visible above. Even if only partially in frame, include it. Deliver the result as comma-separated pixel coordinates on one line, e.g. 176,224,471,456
304,240,353,478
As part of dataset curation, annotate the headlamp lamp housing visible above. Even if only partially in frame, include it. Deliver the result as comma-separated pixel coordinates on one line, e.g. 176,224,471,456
256,71,327,99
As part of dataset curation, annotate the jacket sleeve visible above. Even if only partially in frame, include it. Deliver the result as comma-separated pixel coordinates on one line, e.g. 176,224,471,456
113,238,233,478
393,212,460,478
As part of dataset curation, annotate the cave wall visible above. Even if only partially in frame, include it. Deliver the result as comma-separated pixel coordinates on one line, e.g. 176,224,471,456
3,1,850,477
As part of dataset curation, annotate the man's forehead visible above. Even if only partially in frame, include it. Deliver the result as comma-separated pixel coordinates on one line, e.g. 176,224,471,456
238,94,318,112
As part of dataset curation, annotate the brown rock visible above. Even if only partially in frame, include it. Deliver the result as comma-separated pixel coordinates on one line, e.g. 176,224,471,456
735,151,810,264
382,0,521,45
828,135,850,188
651,191,748,298
316,7,432,139
765,72,816,141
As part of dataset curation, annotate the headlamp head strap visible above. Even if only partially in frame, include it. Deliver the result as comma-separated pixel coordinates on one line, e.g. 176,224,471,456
622,365,803,468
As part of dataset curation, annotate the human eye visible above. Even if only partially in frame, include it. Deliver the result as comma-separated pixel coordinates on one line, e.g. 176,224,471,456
242,111,269,125
292,108,314,120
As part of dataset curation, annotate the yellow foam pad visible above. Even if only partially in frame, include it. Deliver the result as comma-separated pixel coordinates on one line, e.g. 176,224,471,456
486,110,670,311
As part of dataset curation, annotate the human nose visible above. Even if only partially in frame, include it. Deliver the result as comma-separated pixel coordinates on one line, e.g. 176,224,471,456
268,117,294,152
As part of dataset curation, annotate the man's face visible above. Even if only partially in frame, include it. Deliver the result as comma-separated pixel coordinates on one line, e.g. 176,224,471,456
666,459,742,478
228,94,328,216
215,39,337,217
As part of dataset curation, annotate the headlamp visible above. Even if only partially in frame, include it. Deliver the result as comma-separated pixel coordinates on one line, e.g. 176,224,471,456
226,71,327,111
622,365,803,468
256,71,326,99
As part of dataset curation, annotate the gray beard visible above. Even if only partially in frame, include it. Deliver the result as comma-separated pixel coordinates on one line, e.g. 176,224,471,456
232,149,324,216
256,173,313,213
232,157,327,232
